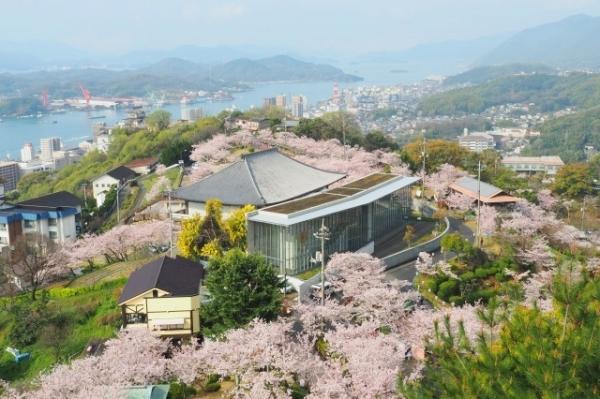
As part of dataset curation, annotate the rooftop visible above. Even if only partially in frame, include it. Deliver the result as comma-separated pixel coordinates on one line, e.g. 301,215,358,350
118,256,204,304
126,157,159,169
102,165,138,181
249,173,420,226
449,176,517,204
501,156,564,166
173,148,345,206
17,191,82,209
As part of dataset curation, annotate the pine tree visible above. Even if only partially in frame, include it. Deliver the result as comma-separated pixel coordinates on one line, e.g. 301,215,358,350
400,269,600,398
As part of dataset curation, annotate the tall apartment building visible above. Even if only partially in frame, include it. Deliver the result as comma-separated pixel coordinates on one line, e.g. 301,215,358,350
291,96,304,118
20,143,34,162
458,132,495,152
263,97,277,108
181,107,203,122
40,137,61,162
275,95,287,109
0,162,19,191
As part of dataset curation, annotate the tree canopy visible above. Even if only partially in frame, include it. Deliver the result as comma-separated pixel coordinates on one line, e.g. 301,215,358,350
200,249,282,337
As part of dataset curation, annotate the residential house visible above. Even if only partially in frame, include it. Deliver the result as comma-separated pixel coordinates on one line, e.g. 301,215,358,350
0,191,83,252
118,256,204,336
92,166,137,207
126,157,159,175
449,176,517,205
0,162,19,191
172,148,345,219
225,118,270,132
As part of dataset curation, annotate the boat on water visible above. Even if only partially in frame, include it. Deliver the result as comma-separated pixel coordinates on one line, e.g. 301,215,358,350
88,115,107,120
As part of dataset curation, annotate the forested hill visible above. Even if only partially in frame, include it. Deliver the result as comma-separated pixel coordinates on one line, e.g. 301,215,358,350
525,106,600,163
0,55,360,98
478,14,600,69
443,64,557,86
419,73,600,116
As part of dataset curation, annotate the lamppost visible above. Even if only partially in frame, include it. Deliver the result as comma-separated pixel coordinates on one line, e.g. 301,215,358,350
313,218,331,305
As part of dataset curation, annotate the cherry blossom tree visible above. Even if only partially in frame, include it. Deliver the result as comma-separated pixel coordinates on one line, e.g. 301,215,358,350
537,189,558,211
444,192,473,211
188,130,410,184
425,164,465,200
66,220,170,267
478,205,498,236
415,252,435,275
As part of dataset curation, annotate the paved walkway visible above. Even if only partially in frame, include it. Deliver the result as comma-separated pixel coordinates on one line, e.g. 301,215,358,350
373,221,437,258
383,217,474,282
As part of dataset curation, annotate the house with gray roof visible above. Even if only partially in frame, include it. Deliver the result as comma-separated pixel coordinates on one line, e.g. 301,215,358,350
119,256,205,336
173,148,346,218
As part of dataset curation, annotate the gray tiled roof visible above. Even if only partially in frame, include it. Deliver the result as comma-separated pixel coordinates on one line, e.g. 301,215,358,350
453,176,504,198
174,149,345,206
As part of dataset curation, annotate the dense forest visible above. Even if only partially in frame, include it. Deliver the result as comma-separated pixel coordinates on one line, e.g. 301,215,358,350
419,73,600,116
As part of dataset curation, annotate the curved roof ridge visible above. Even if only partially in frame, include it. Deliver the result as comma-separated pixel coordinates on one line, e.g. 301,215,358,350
272,146,346,177
243,155,267,205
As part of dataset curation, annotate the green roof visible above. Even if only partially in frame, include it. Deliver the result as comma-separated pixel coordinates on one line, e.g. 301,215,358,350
262,173,400,215
127,385,170,399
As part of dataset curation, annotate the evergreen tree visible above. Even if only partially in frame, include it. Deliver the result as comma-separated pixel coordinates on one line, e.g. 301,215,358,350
200,249,282,337
399,270,600,398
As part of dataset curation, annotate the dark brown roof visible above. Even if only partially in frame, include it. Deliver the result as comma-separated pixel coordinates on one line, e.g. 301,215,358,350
17,191,82,209
118,256,204,304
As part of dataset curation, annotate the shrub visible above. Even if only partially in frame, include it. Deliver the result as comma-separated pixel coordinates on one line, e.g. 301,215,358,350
97,311,121,327
437,280,459,302
460,271,476,282
168,382,197,399
448,295,465,306
423,278,438,292
475,267,495,279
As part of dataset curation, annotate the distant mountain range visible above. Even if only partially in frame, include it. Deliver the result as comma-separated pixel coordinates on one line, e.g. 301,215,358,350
478,14,600,69
362,14,600,77
0,55,360,99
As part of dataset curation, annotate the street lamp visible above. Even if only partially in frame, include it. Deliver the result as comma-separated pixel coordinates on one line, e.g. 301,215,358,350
312,218,331,305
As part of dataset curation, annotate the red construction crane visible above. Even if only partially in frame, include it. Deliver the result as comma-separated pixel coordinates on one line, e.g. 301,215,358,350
79,84,91,105
41,89,49,108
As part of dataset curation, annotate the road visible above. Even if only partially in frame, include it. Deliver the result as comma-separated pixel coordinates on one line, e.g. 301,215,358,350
383,217,474,282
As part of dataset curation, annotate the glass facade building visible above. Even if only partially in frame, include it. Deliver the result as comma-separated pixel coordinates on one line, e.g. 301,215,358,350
247,174,418,275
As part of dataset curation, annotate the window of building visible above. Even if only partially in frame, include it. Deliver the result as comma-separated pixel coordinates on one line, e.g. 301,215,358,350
49,231,58,240
48,218,57,226
0,237,8,244
0,223,6,231
23,220,35,229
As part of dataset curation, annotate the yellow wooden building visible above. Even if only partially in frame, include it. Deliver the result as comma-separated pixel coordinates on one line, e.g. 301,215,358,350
118,256,205,336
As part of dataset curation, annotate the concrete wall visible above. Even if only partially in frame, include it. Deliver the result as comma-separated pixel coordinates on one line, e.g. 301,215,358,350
381,217,450,270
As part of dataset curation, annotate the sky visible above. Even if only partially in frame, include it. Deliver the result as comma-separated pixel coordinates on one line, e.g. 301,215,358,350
1,0,600,55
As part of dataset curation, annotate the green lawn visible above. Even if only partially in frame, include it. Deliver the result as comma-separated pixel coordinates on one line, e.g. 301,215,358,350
0,280,124,384
68,254,160,288
296,267,321,281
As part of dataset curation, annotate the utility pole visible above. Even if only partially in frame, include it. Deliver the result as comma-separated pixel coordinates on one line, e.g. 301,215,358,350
476,160,482,247
580,201,584,231
168,189,174,257
116,183,121,224
342,113,347,161
313,218,330,305
420,131,427,196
